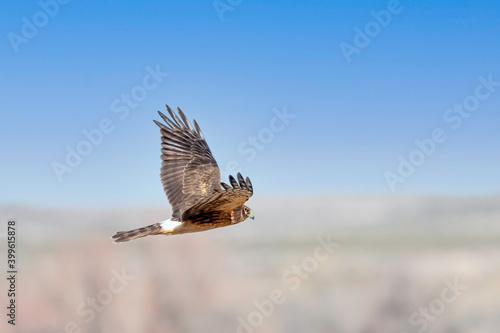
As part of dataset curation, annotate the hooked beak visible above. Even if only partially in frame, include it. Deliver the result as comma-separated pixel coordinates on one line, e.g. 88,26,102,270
249,211,255,220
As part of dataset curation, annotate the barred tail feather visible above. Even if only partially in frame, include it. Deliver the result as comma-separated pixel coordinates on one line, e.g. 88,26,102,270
111,223,162,243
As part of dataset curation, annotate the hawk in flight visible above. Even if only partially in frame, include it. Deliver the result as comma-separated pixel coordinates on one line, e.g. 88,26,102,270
112,105,254,243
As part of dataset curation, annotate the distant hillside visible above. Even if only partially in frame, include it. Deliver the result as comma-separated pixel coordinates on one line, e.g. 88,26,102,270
2,195,499,245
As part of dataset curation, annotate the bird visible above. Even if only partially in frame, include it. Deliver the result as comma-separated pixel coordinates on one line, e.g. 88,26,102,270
111,105,254,243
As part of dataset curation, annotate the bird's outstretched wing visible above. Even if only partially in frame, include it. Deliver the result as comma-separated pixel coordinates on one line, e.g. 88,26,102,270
182,173,253,224
154,105,221,220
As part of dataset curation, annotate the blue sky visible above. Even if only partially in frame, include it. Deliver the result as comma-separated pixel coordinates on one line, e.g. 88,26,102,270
1,0,499,207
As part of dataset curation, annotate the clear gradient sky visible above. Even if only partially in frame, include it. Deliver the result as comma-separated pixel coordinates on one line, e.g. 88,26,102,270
1,0,499,207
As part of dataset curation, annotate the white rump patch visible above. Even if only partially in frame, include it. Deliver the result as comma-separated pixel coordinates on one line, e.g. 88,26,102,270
160,219,182,233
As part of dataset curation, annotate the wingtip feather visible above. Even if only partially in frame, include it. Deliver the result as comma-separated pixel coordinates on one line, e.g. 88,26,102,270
228,175,239,188
237,173,247,189
246,176,253,194
177,107,193,130
167,106,182,127
193,119,204,138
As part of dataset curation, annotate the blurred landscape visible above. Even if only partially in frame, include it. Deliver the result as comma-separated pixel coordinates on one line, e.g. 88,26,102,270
2,194,500,333
3,1,500,332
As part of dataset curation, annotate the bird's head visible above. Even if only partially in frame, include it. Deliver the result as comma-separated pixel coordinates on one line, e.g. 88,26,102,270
243,205,255,221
